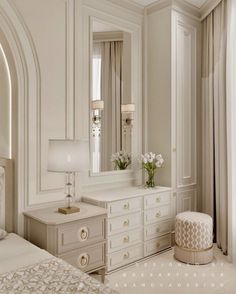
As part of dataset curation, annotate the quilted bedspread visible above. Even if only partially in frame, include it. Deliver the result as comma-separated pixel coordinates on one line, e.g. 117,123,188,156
0,257,118,294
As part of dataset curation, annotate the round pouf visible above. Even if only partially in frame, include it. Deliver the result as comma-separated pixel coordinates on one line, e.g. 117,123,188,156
174,211,213,265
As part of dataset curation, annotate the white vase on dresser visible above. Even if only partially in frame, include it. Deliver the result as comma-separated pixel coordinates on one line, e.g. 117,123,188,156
83,186,172,272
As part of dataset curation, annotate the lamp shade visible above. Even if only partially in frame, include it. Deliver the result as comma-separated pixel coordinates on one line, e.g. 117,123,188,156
121,103,135,113
47,139,89,172
91,100,104,110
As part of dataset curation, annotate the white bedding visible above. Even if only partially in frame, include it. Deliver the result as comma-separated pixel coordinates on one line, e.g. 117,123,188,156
0,233,118,294
0,233,51,274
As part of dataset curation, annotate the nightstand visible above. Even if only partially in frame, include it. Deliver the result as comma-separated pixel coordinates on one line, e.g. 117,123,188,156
24,202,107,278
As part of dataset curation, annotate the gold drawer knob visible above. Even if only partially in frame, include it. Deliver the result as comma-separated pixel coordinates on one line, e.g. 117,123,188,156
156,198,160,203
156,227,160,233
123,252,130,259
157,242,160,247
123,219,129,226
79,227,89,241
78,253,89,268
156,212,161,218
123,235,129,243
123,203,130,209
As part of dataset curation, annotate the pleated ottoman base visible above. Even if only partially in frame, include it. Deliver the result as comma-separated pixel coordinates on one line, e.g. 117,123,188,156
174,245,213,265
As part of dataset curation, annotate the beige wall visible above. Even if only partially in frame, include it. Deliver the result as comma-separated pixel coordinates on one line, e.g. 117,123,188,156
1,0,142,234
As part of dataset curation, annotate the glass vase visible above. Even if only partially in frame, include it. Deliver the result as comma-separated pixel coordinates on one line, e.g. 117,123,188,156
145,169,155,188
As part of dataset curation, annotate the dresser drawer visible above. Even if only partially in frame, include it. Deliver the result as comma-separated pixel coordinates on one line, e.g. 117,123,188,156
144,220,172,241
144,205,171,225
144,234,171,257
108,228,142,253
59,242,105,273
144,191,171,209
107,212,142,236
57,217,105,254
107,197,142,217
108,244,143,271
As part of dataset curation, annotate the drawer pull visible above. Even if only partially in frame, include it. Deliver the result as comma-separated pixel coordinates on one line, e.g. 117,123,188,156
156,212,161,218
123,203,130,209
123,219,129,226
78,227,89,241
157,242,160,247
78,253,89,268
156,198,160,203
156,227,160,233
123,236,129,243
123,252,130,259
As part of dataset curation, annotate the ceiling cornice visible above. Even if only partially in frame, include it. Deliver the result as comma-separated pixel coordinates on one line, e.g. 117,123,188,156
146,0,201,20
200,0,222,20
107,0,144,15
106,0,222,21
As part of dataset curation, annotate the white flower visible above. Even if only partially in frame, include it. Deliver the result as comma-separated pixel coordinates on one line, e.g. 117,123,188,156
141,152,164,168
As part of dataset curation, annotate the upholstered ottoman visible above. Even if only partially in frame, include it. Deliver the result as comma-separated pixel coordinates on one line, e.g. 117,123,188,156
174,211,213,265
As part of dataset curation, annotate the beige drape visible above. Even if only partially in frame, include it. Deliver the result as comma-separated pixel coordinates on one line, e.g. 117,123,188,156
202,0,228,254
101,41,123,171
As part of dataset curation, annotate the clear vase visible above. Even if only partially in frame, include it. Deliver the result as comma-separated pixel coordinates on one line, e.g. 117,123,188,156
146,170,155,188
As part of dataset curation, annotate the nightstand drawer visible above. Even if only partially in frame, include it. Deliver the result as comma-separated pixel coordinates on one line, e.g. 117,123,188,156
107,197,142,217
144,220,172,241
144,191,171,209
108,244,143,271
59,242,105,272
58,217,105,254
144,234,171,257
108,228,142,253
144,205,171,225
107,212,142,236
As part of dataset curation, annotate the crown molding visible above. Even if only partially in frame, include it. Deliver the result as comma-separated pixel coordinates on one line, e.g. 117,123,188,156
107,0,144,15
200,0,222,20
146,0,201,20
105,0,220,21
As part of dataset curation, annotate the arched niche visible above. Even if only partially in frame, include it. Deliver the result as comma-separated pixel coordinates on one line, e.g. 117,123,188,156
0,0,38,234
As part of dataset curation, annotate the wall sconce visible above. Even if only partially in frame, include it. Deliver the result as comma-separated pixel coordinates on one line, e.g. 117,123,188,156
91,100,104,125
121,103,135,126
91,100,104,137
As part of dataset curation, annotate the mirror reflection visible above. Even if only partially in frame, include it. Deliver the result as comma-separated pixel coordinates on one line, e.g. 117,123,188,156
91,20,134,173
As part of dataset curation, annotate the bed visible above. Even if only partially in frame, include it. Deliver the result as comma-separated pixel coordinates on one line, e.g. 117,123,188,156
0,233,117,293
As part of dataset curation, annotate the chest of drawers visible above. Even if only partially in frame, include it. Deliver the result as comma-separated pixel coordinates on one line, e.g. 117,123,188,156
83,186,172,272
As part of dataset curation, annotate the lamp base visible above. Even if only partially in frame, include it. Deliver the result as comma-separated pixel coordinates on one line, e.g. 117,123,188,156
58,206,80,214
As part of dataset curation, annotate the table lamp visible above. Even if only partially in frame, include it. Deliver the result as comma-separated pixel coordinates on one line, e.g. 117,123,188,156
48,139,89,214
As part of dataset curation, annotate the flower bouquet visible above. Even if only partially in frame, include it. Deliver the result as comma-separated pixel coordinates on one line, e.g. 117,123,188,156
111,151,131,170
141,152,164,188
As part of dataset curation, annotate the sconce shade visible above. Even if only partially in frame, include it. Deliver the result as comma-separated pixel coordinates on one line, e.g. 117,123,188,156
47,139,89,172
92,100,104,110
121,103,135,113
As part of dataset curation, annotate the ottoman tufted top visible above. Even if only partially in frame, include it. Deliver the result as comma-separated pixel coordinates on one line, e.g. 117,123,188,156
175,211,213,250
176,211,212,224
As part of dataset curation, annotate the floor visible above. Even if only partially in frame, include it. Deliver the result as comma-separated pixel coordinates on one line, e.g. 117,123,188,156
104,247,236,294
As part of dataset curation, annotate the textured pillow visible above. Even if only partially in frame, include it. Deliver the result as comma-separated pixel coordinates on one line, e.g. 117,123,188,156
0,228,7,240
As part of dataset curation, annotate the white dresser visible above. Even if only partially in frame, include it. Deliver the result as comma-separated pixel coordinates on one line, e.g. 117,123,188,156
83,186,172,272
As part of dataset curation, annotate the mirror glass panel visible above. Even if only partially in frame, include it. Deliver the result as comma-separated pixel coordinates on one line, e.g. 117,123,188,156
90,20,133,173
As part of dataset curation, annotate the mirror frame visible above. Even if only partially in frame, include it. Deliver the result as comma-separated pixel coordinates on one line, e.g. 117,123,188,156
76,0,143,187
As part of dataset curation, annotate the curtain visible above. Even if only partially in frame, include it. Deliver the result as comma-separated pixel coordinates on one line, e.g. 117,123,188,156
101,41,123,171
202,0,228,254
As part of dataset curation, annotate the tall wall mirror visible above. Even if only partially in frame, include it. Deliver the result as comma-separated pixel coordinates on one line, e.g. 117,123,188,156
90,19,134,173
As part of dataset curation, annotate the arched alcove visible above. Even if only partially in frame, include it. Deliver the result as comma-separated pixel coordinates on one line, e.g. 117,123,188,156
0,0,38,234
